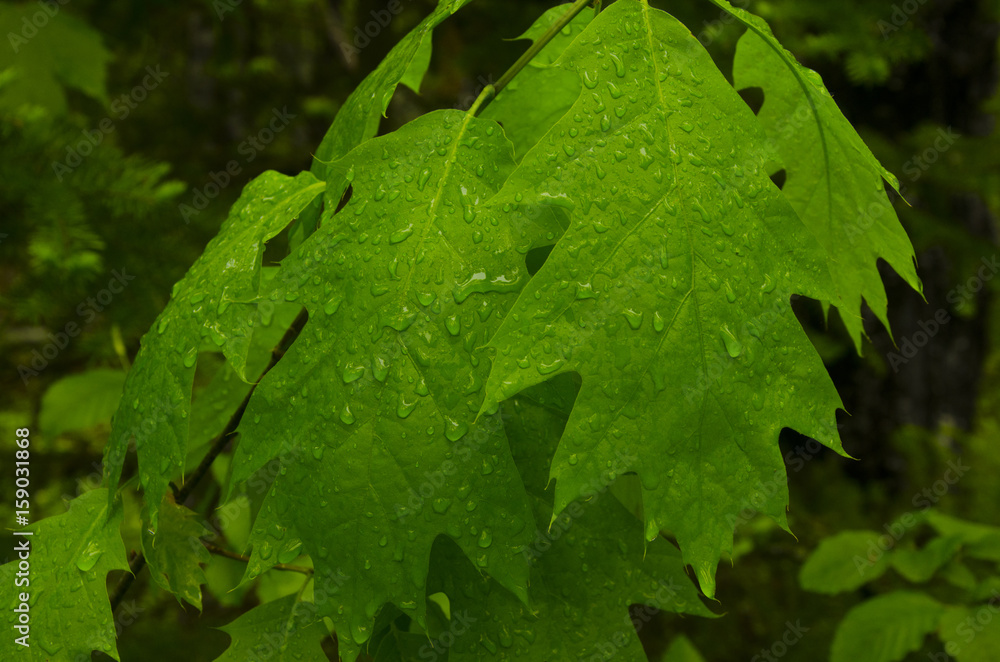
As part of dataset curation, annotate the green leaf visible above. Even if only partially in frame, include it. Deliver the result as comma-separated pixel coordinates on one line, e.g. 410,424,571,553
215,594,330,662
104,171,324,529
481,0,844,598
661,635,707,662
38,368,125,439
481,5,594,161
141,498,211,610
938,604,1000,662
230,109,535,659
0,4,109,113
799,530,891,594
890,535,963,583
709,0,921,346
830,592,944,662
0,489,128,661
423,376,712,661
925,510,1000,562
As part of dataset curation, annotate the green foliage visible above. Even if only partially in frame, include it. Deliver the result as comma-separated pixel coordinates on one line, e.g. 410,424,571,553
0,489,128,661
714,0,921,347
830,591,945,662
801,511,1000,662
0,3,109,113
0,1,187,355
3,0,931,660
38,368,126,439
214,593,331,662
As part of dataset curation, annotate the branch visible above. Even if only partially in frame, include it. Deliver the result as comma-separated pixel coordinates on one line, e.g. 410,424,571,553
110,308,310,613
203,541,313,575
476,0,594,115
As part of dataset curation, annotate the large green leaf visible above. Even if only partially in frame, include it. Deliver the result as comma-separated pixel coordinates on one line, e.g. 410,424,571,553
710,0,921,346
425,376,712,661
104,170,324,531
0,489,128,661
229,109,536,660
830,591,944,662
215,594,330,662
481,0,844,597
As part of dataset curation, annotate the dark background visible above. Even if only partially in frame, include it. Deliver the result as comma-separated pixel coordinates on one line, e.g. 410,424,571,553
1,0,998,659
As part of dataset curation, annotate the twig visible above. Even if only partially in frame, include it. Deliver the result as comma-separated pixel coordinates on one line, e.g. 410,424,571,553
203,541,313,575
110,308,310,613
476,0,594,115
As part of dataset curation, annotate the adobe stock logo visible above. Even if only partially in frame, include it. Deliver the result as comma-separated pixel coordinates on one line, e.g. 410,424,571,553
886,255,998,372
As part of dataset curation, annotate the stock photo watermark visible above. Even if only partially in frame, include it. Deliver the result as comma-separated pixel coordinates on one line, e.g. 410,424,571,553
886,255,998,372
50,65,170,181
6,0,70,53
179,106,296,223
17,268,136,384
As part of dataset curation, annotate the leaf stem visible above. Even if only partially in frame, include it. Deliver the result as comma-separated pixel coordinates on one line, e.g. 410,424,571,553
109,308,310,614
476,0,594,116
203,541,313,575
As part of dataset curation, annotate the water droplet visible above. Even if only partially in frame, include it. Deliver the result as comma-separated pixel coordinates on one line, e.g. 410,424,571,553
342,365,365,383
624,309,643,330
417,168,432,191
478,528,493,548
720,325,743,358
609,52,625,78
323,297,343,316
390,225,414,244
75,541,102,571
340,405,356,425
536,358,565,375
396,395,417,419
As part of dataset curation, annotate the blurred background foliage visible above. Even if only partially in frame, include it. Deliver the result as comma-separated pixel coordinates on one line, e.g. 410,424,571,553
0,0,997,660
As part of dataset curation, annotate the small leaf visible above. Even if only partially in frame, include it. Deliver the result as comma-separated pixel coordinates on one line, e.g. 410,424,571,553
925,510,1000,562
800,530,891,594
890,535,962,583
662,635,708,662
39,368,125,439
0,5,110,112
141,498,211,610
830,592,944,662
